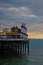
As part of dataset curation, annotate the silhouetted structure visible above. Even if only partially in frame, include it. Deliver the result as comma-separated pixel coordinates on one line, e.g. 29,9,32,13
0,39,29,57
0,23,29,57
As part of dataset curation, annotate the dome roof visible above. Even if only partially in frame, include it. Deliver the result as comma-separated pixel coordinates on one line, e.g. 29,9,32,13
21,23,26,27
21,23,27,30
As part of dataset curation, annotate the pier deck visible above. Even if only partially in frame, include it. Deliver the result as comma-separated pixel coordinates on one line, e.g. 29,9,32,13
0,38,29,41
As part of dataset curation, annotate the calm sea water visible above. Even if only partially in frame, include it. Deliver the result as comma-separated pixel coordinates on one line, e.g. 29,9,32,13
0,39,43,65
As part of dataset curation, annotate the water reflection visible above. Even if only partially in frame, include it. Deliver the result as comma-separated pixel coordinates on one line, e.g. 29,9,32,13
0,55,29,65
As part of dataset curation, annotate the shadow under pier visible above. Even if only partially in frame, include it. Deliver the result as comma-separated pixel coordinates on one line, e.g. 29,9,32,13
0,39,29,57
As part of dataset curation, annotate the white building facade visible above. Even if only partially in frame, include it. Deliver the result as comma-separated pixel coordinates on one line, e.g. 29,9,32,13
21,23,28,38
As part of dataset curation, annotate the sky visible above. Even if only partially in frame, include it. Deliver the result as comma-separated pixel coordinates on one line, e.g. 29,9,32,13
0,0,43,39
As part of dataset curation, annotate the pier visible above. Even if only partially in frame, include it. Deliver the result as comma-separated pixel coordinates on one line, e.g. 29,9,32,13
0,38,29,57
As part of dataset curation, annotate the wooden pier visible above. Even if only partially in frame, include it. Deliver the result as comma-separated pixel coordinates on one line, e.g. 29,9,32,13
0,38,29,57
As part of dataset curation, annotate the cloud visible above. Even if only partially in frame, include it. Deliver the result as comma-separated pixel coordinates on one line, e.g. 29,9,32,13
28,22,43,33
0,6,38,19
0,0,43,17
0,0,43,39
0,6,39,30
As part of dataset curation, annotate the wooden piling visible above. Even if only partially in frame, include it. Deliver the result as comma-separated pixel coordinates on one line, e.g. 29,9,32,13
0,39,29,56
25,43,26,55
20,44,22,55
23,43,24,55
28,41,29,55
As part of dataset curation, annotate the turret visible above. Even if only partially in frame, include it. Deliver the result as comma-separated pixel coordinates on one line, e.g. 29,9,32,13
21,23,28,38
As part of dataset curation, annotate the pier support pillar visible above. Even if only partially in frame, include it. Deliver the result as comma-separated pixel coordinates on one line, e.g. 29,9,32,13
23,43,24,55
20,44,22,55
0,39,29,56
25,43,26,55
28,42,29,55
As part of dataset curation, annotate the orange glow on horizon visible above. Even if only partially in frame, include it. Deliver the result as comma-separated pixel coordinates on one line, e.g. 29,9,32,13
27,32,43,39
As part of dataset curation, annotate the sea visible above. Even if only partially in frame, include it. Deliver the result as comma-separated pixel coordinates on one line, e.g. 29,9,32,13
0,39,43,65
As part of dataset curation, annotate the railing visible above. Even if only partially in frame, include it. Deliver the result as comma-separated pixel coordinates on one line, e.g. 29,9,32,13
0,33,28,36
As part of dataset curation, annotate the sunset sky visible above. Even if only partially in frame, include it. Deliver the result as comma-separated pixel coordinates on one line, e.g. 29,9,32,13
0,0,43,39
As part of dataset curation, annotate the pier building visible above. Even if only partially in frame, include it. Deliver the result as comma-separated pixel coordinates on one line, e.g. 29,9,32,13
0,23,29,57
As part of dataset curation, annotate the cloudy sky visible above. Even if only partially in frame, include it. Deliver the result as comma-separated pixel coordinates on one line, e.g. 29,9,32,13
0,0,43,38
